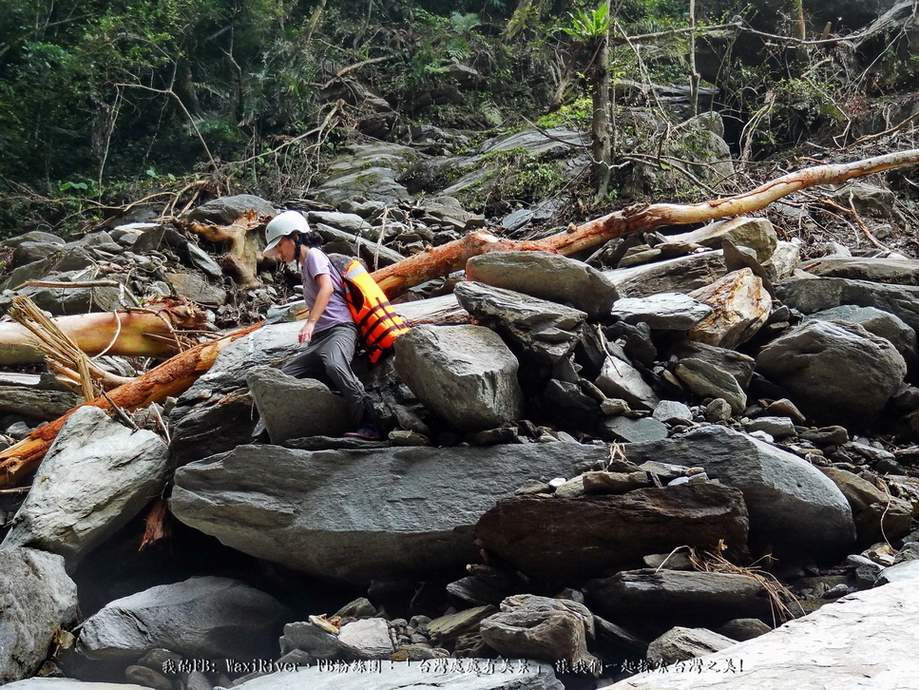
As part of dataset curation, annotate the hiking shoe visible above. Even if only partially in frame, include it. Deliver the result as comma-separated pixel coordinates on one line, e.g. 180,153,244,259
345,425,381,441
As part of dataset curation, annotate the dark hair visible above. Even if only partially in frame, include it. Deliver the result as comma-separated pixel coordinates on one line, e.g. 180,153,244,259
299,229,323,247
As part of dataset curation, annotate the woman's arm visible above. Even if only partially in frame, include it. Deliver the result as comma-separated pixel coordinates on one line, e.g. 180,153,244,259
299,272,335,343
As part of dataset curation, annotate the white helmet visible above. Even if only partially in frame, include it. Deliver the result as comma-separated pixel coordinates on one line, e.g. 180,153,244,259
264,210,309,256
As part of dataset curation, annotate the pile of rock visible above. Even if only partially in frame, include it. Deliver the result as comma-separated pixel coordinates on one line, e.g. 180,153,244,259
3,174,919,690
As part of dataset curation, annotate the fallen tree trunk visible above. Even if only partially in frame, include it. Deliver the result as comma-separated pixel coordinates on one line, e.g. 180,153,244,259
0,322,262,488
2,149,917,486
0,299,205,365
372,148,919,296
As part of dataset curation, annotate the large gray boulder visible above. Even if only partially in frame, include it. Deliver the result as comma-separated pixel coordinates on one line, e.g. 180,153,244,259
595,347,660,410
76,576,289,661
777,276,919,332
183,194,275,224
801,256,919,285
0,548,78,683
454,281,586,363
475,483,749,581
804,305,919,368
756,320,907,424
610,293,712,330
603,574,919,689
394,324,523,432
171,443,609,585
465,251,619,318
666,217,778,264
0,382,80,419
605,251,727,297
246,365,350,443
623,426,856,558
230,661,564,690
646,626,737,666
169,321,305,464
2,406,169,569
480,595,597,666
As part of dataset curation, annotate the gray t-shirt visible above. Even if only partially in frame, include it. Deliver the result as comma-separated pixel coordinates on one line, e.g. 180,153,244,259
300,248,352,333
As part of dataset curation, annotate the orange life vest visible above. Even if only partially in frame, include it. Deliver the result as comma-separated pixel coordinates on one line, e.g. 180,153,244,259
330,254,411,363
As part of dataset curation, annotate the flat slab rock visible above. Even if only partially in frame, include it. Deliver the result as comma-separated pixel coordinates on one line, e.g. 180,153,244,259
602,577,919,689
475,483,749,581
171,443,610,585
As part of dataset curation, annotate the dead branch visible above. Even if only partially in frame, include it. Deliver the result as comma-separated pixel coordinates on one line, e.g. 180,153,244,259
17,280,123,289
372,148,919,296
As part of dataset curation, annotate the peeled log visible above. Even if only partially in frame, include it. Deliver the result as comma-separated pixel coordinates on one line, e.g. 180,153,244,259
0,313,182,365
0,322,262,488
0,301,205,365
373,148,919,297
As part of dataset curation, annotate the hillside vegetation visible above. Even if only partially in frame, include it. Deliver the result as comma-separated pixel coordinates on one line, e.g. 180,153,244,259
1,0,917,237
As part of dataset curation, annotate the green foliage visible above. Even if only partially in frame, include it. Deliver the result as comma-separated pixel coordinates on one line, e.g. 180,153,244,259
456,147,569,214
536,96,592,129
559,2,611,42
741,76,844,157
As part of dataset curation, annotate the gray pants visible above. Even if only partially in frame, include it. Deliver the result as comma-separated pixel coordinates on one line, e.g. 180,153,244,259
253,323,375,436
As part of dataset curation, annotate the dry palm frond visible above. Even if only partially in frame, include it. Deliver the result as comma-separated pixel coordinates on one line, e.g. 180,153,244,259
7,295,131,399
688,542,806,626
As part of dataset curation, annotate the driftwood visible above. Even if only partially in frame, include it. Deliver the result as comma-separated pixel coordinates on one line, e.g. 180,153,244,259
372,148,919,296
0,322,262,488
0,298,206,365
174,209,265,289
1,148,918,487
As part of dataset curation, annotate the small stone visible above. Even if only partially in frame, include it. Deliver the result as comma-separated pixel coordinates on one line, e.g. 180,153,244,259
601,398,632,416
643,552,694,570
600,416,669,443
743,416,797,439
748,430,774,443
515,479,553,495
581,471,651,494
427,605,495,643
554,476,587,499
704,398,733,422
764,398,807,424
652,400,694,425
894,542,919,564
472,426,520,445
338,618,395,659
799,426,850,446
715,618,772,641
821,583,851,599
125,666,173,690
334,597,377,620
388,430,433,446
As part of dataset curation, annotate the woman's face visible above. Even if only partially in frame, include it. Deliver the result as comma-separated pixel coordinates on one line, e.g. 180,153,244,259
276,235,296,263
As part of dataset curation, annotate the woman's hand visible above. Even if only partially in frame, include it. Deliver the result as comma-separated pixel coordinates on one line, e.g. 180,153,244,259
299,321,316,343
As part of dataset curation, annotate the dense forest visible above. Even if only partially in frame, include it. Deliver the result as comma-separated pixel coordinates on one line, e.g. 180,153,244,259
0,0,917,237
